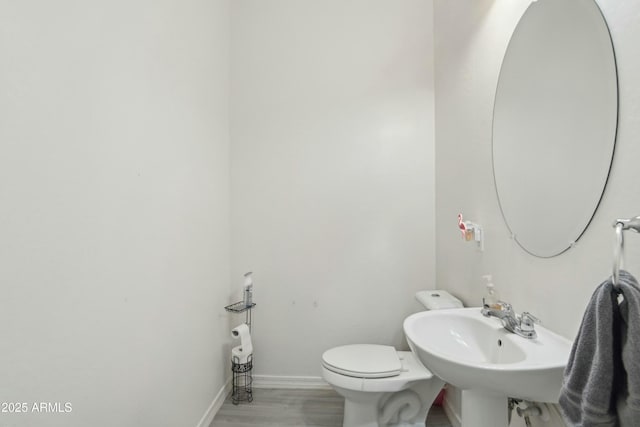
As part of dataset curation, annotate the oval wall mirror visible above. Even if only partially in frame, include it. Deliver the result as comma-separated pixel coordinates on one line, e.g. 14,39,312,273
492,0,618,258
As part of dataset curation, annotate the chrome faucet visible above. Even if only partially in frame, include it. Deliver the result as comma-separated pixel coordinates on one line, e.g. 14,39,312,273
481,301,539,339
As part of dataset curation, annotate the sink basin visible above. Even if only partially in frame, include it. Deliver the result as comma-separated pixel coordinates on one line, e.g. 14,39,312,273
404,308,572,426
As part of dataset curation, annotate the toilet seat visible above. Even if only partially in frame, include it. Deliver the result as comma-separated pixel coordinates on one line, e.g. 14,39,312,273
322,344,402,378
322,350,434,393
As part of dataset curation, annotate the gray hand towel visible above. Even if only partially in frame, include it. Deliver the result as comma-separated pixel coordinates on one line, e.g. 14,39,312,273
615,271,640,426
559,275,620,427
560,270,640,427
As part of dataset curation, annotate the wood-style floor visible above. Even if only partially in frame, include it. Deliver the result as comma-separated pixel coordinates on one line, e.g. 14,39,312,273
210,388,452,427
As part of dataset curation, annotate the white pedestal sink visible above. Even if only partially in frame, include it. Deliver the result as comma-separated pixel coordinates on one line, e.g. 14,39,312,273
403,308,571,427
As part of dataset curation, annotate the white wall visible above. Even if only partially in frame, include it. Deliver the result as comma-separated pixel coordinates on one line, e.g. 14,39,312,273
8,0,635,424
0,1,231,426
434,0,640,425
230,0,435,378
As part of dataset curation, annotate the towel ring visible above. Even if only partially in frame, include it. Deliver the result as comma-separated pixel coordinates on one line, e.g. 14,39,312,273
613,221,624,286
612,215,640,287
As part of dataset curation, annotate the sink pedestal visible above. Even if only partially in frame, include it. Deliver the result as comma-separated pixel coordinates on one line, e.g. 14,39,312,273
461,390,508,427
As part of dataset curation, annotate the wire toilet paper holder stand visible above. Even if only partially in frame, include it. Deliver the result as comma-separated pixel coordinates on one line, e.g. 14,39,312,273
225,301,256,404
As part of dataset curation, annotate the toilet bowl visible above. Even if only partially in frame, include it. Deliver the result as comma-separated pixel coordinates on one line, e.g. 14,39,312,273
321,290,463,427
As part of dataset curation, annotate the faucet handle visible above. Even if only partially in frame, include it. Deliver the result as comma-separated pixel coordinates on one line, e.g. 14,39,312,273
520,312,540,330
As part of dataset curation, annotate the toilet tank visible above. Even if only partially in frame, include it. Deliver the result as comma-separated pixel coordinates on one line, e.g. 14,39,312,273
415,290,463,310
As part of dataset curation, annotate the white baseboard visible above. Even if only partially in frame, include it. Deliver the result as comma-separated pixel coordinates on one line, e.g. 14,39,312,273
443,395,462,427
196,377,232,427
253,375,332,390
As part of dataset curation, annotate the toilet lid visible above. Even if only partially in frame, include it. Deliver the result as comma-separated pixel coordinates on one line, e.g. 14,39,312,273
322,344,401,378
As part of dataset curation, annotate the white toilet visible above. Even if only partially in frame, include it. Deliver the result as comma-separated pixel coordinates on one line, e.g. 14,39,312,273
321,290,463,427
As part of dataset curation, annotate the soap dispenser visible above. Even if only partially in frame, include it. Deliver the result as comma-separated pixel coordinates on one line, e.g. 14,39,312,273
482,275,500,309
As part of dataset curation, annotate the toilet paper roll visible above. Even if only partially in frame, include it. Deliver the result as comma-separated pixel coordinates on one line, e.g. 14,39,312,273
232,345,252,364
231,323,253,364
